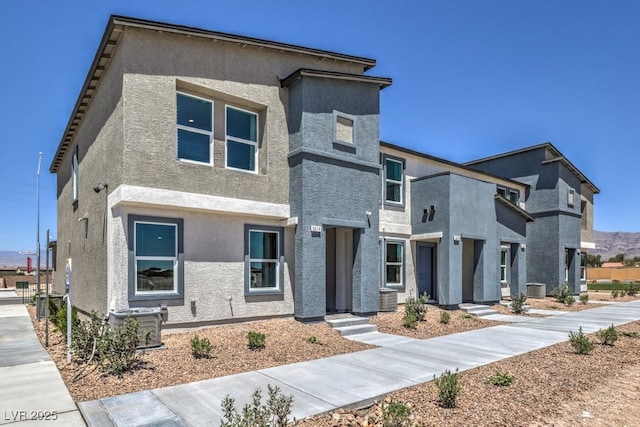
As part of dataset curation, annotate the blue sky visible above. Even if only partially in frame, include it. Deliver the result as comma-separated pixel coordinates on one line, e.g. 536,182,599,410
1,0,639,251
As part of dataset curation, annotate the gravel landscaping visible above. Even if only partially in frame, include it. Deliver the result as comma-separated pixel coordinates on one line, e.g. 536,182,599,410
26,299,640,425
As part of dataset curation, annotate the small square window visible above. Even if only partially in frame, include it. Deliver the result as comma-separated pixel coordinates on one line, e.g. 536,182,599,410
335,115,354,144
509,190,519,205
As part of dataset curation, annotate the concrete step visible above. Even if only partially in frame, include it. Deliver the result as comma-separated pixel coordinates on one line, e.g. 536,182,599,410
459,304,500,317
333,324,379,336
0,297,27,305
326,315,378,336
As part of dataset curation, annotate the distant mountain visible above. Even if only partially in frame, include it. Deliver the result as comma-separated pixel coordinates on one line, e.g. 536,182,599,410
0,251,32,268
592,231,640,260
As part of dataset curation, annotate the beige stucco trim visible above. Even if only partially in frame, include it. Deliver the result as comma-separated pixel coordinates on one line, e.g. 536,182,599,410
109,184,290,219
410,232,444,241
379,222,412,235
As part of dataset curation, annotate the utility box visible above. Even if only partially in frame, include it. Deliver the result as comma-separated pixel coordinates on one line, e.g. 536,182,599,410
108,307,163,349
379,288,398,312
527,283,546,299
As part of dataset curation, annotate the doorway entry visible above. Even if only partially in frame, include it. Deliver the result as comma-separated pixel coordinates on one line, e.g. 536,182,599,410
417,243,436,301
326,227,354,313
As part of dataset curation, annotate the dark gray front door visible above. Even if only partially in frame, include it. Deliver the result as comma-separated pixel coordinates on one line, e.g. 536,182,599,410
417,243,436,300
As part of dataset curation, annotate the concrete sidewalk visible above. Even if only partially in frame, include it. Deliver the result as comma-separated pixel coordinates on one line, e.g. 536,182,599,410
0,304,86,426
78,300,640,426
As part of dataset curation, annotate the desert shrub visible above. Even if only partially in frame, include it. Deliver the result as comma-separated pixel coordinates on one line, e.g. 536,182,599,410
621,331,640,338
439,311,451,324
569,327,594,355
381,399,412,427
247,331,266,350
306,335,323,345
612,290,620,298
434,369,461,408
579,294,589,305
71,311,106,362
402,312,418,329
624,282,640,296
221,385,295,427
619,289,627,297
191,335,214,359
486,371,515,387
510,292,529,314
99,317,145,374
404,293,429,322
596,324,618,346
551,284,571,303
51,304,79,339
461,313,474,319
564,295,575,306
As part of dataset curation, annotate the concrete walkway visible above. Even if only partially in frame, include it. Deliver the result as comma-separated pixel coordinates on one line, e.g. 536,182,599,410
0,304,85,426
77,300,640,426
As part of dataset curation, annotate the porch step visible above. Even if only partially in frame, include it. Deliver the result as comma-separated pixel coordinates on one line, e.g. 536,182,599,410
326,315,378,336
459,304,500,317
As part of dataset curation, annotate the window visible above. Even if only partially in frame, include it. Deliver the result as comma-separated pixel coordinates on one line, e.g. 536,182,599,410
565,249,569,282
226,106,258,172
128,215,184,300
509,190,519,205
580,252,587,281
568,188,575,207
135,221,177,294
244,225,284,294
385,158,404,204
497,187,507,198
386,241,404,286
335,114,354,144
71,146,78,204
500,247,509,282
176,93,213,164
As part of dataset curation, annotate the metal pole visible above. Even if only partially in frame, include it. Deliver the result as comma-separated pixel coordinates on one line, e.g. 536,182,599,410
36,152,42,319
45,230,50,347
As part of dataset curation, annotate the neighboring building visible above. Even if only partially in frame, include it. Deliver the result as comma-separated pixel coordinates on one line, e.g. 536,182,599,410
50,16,597,326
602,262,624,268
465,143,600,295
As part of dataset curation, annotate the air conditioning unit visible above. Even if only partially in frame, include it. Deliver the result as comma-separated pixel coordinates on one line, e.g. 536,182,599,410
526,283,546,299
379,288,398,312
108,307,163,349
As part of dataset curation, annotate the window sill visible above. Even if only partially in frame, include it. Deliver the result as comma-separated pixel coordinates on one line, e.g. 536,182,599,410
130,292,183,301
245,288,283,297
332,140,356,154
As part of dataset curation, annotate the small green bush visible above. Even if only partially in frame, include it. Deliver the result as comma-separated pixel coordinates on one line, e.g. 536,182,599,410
626,282,640,296
612,290,620,298
510,292,529,314
247,331,266,350
564,295,575,306
221,385,295,427
434,369,461,408
191,335,214,359
99,317,145,374
551,284,571,303
404,293,429,323
621,331,640,338
569,327,594,355
51,304,79,339
71,311,106,362
461,313,474,319
402,312,418,329
579,294,589,305
596,324,618,346
306,335,323,345
486,371,515,387
382,399,412,427
439,311,451,324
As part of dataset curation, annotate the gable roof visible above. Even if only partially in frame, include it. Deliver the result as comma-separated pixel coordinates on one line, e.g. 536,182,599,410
50,15,379,173
464,142,600,194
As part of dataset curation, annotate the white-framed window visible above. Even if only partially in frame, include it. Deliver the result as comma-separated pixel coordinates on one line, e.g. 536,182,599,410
568,188,575,207
580,252,587,281
565,249,569,282
497,187,507,198
226,105,258,172
248,229,280,291
134,221,178,295
176,92,213,165
385,158,404,204
500,246,509,282
385,241,404,287
71,146,78,204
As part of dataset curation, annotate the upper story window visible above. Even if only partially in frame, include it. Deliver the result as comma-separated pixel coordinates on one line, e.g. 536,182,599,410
385,157,404,205
508,190,519,205
176,93,213,165
226,106,258,173
568,188,575,207
71,146,78,204
333,111,355,145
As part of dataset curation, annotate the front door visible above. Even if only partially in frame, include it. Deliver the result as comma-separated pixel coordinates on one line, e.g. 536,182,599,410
326,227,353,312
417,243,436,301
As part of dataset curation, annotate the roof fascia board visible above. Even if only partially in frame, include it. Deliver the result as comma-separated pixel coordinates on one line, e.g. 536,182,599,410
280,68,392,89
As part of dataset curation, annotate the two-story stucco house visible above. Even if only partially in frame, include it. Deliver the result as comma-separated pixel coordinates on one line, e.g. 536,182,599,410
51,16,598,327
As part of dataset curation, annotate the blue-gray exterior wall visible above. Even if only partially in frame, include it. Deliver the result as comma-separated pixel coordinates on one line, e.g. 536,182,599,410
411,173,527,306
287,76,381,320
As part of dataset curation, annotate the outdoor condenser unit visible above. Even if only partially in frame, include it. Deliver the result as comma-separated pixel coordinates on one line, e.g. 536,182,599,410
108,307,163,349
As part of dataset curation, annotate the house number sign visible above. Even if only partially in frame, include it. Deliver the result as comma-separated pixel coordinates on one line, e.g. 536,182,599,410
310,225,322,233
